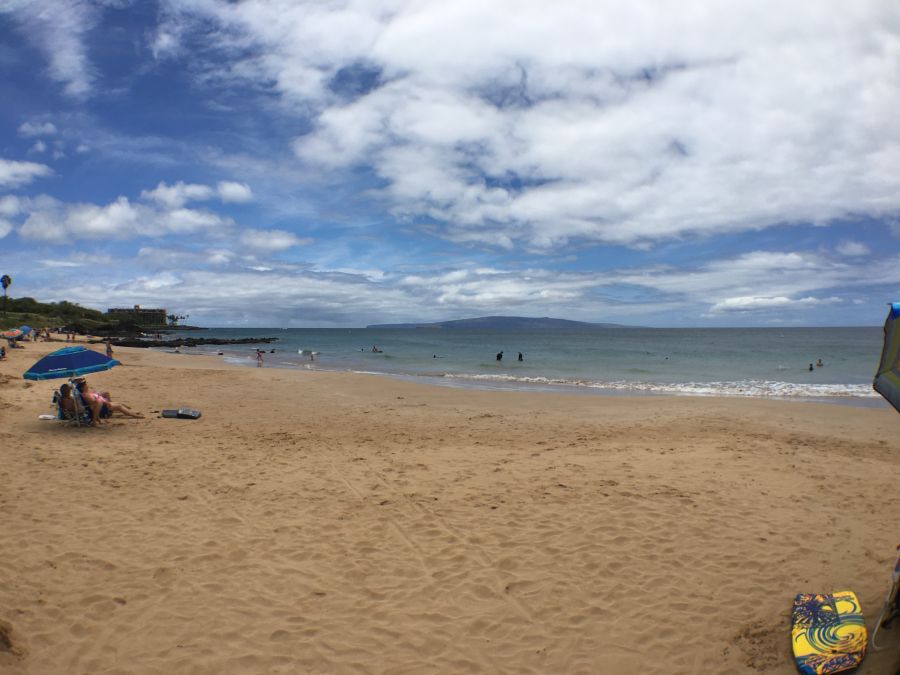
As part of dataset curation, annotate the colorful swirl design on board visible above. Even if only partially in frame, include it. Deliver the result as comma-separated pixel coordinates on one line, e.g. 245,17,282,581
791,592,866,675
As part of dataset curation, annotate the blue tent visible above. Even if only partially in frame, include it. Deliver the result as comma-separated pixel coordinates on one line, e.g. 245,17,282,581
874,302,900,413
23,346,120,381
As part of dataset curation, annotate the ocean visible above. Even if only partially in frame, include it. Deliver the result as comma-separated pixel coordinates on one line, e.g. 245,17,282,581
159,326,887,406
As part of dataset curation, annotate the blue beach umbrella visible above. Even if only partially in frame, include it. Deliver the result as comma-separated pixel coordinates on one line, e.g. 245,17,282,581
874,302,900,413
17,325,31,339
23,346,120,381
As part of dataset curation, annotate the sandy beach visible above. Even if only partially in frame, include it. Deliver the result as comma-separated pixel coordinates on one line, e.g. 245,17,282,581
1,339,898,674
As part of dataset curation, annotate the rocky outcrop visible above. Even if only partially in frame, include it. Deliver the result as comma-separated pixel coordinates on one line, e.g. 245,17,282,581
97,337,279,348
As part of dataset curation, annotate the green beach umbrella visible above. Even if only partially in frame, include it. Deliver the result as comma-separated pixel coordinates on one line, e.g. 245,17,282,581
874,302,900,413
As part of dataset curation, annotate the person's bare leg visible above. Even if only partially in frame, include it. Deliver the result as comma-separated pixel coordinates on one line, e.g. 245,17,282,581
108,402,144,418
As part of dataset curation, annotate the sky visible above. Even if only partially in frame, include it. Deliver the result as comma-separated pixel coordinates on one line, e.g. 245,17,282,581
0,0,898,328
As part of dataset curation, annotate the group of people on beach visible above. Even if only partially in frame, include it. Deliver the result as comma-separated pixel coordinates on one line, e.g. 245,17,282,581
56,378,143,426
2,327,79,352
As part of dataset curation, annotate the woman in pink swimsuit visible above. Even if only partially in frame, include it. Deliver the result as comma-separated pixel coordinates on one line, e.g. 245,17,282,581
75,379,143,425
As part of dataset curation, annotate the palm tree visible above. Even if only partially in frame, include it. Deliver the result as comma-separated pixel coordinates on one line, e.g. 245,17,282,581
1,275,10,316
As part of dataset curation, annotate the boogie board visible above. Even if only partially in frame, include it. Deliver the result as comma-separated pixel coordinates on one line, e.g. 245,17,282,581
161,408,202,419
791,591,866,675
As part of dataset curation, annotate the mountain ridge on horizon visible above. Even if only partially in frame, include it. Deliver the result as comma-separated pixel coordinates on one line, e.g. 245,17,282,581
365,315,636,330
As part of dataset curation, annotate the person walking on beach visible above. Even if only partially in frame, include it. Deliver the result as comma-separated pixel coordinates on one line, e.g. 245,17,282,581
256,349,264,367
105,339,114,359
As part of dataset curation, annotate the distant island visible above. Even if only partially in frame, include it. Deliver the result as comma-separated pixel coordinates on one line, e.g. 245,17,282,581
366,316,634,330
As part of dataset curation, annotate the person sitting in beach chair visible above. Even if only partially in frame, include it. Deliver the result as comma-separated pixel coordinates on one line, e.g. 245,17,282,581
53,382,96,426
74,379,143,425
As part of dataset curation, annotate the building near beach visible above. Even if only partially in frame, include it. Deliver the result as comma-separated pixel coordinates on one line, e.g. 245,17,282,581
106,305,168,327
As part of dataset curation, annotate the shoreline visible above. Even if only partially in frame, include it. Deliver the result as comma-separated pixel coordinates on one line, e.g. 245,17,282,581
142,324,883,406
1,341,899,673
164,346,886,409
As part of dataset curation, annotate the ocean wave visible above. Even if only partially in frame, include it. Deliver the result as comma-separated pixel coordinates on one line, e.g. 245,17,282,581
439,373,878,398
207,352,879,400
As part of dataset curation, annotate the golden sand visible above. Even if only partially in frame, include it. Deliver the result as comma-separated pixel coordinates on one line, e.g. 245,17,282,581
1,340,898,673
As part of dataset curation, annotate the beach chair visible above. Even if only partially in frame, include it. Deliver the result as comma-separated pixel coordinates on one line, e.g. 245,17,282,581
52,383,92,426
871,545,900,651
52,380,109,426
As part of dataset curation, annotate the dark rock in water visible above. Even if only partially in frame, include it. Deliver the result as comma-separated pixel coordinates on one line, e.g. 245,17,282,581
99,337,279,349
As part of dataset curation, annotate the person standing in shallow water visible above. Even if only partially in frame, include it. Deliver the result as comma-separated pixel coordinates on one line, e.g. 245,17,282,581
496,351,503,361
256,349,264,367
518,352,524,362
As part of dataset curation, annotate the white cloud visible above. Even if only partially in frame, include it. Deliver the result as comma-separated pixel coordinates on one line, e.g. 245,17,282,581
138,246,211,269
835,240,870,257
0,0,98,97
3,2,898,328
18,121,58,137
30,140,48,154
38,259,89,268
18,194,232,243
0,158,52,187
151,28,181,60
37,252,113,268
709,295,841,313
609,248,900,316
17,241,896,327
141,180,254,208
160,207,225,233
0,196,22,217
140,181,215,209
206,249,234,265
161,0,900,250
217,181,253,203
54,196,141,239
239,228,307,252
126,272,184,292
0,219,13,239
18,208,69,242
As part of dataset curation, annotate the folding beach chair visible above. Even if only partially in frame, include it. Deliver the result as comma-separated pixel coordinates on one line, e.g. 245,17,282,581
52,382,92,426
51,379,109,426
871,545,900,651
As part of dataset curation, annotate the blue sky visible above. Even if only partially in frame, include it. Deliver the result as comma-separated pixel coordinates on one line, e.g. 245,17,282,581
0,0,898,327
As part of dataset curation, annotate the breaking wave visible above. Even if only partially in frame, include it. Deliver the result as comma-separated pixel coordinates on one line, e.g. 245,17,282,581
438,373,877,399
